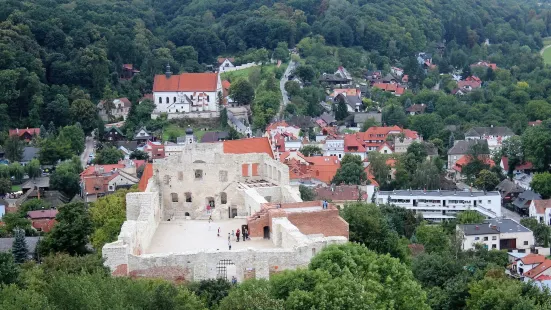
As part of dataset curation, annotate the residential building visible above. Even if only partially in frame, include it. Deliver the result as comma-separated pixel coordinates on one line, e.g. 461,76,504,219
104,126,126,142
317,113,336,128
21,177,50,193
335,66,352,81
80,163,139,202
471,61,497,70
358,125,420,153
98,98,132,122
375,189,502,221
500,157,533,175
314,185,366,208
152,65,222,118
451,155,495,181
323,136,345,159
372,82,406,96
121,64,140,80
453,76,482,95
144,141,166,161
512,190,542,214
523,257,551,283
457,219,534,251
133,127,153,143
529,200,551,225
319,73,350,85
0,237,40,259
406,104,426,115
26,209,58,232
21,147,40,166
464,126,514,151
334,93,363,112
227,110,252,137
9,128,40,141
201,131,229,143
280,152,340,186
352,113,382,128
496,179,524,204
447,140,489,170
218,57,235,72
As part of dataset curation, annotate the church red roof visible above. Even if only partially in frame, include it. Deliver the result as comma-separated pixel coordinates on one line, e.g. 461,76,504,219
153,73,218,92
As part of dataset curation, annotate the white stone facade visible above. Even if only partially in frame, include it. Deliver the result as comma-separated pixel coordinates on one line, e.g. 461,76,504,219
103,142,347,281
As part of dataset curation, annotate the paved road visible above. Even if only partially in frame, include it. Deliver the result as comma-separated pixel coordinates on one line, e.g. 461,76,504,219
80,136,95,168
278,60,296,117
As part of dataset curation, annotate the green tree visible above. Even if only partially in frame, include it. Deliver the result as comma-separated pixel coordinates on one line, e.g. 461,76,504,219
474,169,500,191
522,124,551,171
2,213,31,234
39,202,92,256
415,222,450,253
94,147,124,164
229,79,255,105
188,278,232,309
361,118,379,131
11,228,28,263
409,114,444,140
4,135,24,163
218,279,283,310
26,159,41,179
50,161,80,198
220,107,228,128
58,125,85,155
70,99,97,134
299,185,316,201
0,253,19,285
383,104,408,127
0,165,9,178
332,155,366,185
129,150,149,161
340,203,409,261
368,151,390,186
501,136,524,177
0,178,11,195
335,96,349,121
45,94,70,127
412,253,463,288
39,137,72,165
530,172,551,198
293,65,315,82
299,145,322,156
457,210,485,224
90,189,136,251
284,81,301,97
9,162,25,184
520,218,551,247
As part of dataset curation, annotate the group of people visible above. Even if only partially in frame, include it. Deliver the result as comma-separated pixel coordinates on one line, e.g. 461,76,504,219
224,228,250,250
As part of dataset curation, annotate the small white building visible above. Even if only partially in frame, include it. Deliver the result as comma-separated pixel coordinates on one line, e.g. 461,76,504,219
323,137,345,160
457,219,535,251
464,126,514,151
375,189,502,221
98,98,132,121
218,57,235,72
529,200,551,226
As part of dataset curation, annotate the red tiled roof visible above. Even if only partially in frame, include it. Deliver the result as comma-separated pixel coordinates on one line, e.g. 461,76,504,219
314,185,367,201
218,57,235,64
525,259,551,279
521,253,547,265
153,73,218,92
306,156,340,183
501,157,533,172
83,176,108,195
529,120,542,127
536,275,551,281
365,168,379,187
32,219,56,233
533,200,551,215
344,134,366,153
330,88,359,97
222,80,231,90
138,163,153,192
27,209,58,219
453,156,494,173
279,151,308,163
81,164,125,177
223,138,274,158
406,104,426,113
9,128,40,137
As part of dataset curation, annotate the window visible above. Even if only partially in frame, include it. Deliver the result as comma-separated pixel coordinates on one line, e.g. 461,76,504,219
492,244,497,249
166,97,169,103
207,95,210,102
488,200,491,204
492,236,497,240
195,170,203,179
219,170,228,182
524,241,529,245
171,193,178,202
173,97,176,103
185,192,192,202
221,192,227,204
483,237,488,241
158,97,162,104
475,237,480,240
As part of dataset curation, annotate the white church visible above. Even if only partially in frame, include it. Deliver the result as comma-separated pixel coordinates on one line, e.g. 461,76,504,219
152,65,222,119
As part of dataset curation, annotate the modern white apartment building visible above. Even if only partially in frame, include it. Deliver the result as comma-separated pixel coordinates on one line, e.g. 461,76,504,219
375,189,502,222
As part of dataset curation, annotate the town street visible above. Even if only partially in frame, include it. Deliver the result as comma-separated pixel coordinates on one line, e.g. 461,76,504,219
278,59,296,116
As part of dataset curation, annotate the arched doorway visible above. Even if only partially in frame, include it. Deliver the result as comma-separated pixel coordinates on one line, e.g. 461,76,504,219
217,259,236,281
263,226,270,239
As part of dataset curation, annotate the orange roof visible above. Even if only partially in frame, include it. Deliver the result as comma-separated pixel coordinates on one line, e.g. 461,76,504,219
223,138,274,158
222,80,231,90
524,259,551,279
306,156,340,184
386,159,397,167
81,164,125,177
521,253,547,265
330,88,359,97
365,168,379,187
373,83,406,95
344,134,366,153
153,73,218,92
453,156,494,173
280,151,308,163
9,128,40,137
138,163,153,192
533,200,551,215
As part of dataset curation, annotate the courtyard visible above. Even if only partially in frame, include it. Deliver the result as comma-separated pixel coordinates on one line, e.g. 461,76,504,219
146,219,277,254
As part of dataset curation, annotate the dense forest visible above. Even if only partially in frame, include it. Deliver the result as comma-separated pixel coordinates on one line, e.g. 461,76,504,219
2,0,551,135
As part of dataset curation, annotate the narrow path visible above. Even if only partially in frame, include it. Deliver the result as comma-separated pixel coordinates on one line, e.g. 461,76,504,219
278,59,296,117
540,44,551,56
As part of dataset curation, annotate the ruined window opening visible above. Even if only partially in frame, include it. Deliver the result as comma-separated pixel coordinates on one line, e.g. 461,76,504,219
219,170,228,182
184,212,190,216
195,169,203,179
171,193,178,202
207,197,215,208
185,192,192,202
221,192,228,204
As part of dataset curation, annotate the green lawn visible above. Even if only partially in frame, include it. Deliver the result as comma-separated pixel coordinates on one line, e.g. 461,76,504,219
163,123,222,142
543,46,551,65
221,63,282,82
11,185,21,192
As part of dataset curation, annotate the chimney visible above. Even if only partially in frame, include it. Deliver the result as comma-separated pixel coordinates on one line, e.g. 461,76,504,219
165,63,172,78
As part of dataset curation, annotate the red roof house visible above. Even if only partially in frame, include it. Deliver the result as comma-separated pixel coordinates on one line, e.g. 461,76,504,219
9,128,40,141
